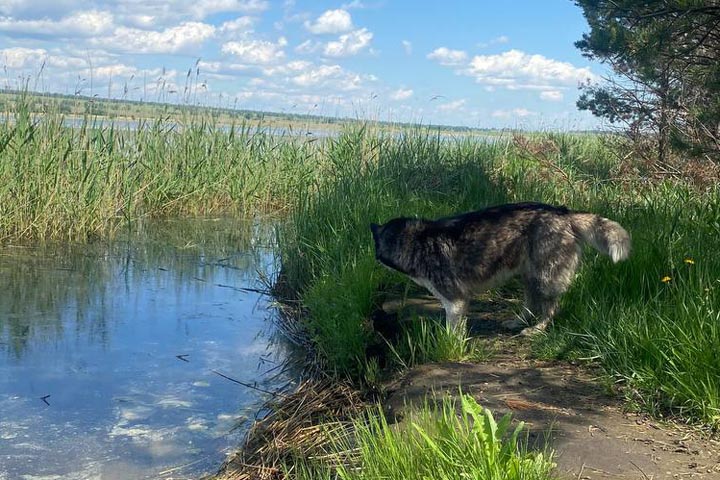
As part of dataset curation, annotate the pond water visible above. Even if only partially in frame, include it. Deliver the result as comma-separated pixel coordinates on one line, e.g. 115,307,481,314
55,117,503,143
5,115,504,143
0,219,294,480
58,117,340,139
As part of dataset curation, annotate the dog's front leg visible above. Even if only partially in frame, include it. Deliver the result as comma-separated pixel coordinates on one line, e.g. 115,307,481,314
411,277,468,336
441,298,468,336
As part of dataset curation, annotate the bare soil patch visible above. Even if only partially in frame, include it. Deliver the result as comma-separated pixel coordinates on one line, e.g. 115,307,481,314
380,293,720,479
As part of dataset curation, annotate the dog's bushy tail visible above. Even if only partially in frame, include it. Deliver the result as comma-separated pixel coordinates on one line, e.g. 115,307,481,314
571,213,631,263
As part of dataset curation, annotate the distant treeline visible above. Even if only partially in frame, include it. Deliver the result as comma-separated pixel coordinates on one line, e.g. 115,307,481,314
0,89,338,124
0,88,564,135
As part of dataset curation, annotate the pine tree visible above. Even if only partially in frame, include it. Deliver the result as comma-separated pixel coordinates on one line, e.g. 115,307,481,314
575,0,720,162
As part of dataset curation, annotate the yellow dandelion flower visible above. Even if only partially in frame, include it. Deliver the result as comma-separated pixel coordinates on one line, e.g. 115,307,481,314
661,276,672,283
684,258,695,265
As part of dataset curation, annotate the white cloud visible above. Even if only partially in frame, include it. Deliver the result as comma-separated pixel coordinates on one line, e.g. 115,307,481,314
323,28,372,57
491,108,536,118
46,54,87,69
390,88,413,101
0,1,88,19
0,10,114,37
260,59,311,76
222,37,287,64
465,49,595,89
0,47,47,68
477,35,509,48
219,16,254,37
0,0,25,16
96,22,216,54
88,63,141,79
428,48,595,94
341,0,365,9
281,60,311,71
427,47,467,66
0,46,89,71
540,90,563,101
295,39,321,54
292,64,343,86
196,60,253,76
402,40,412,55
305,9,353,34
438,99,466,111
126,14,155,28
197,60,222,73
0,1,268,27
188,0,269,18
198,57,313,79
291,63,374,91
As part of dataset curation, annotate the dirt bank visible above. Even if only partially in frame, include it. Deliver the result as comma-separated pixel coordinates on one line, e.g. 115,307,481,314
380,293,720,479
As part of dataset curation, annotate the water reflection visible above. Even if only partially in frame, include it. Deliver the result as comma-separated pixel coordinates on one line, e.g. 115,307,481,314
0,218,293,479
0,218,264,358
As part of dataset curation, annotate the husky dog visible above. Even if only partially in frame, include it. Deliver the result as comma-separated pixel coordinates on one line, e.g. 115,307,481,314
370,202,630,336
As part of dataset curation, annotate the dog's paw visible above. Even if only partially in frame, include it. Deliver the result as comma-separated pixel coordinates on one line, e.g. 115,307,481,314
519,325,547,337
501,318,526,330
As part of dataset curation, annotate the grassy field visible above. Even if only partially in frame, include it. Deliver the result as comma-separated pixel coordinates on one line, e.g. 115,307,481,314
275,128,720,429
3,94,719,476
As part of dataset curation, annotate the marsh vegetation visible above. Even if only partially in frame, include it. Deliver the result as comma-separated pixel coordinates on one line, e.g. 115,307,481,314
2,91,719,479
275,126,720,429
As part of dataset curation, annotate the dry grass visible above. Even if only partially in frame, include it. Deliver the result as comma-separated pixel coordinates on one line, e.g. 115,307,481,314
211,380,366,480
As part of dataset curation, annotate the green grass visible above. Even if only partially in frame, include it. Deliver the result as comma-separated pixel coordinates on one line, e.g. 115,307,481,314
0,93,320,241
386,316,491,370
3,90,719,428
276,127,720,428
276,127,506,377
289,393,555,480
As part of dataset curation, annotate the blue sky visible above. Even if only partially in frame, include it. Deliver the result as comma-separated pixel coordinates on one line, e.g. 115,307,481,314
0,1,607,129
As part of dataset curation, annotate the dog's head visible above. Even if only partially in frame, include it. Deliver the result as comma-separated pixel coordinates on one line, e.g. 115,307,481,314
370,218,414,275
369,222,384,261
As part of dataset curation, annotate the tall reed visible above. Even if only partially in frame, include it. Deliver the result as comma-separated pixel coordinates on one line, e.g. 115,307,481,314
0,94,319,241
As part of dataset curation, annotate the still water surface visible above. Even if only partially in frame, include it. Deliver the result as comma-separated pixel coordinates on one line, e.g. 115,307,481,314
0,219,293,479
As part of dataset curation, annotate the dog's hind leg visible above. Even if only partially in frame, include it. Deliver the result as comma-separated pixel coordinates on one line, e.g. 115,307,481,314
519,284,560,336
501,287,555,331
519,240,581,336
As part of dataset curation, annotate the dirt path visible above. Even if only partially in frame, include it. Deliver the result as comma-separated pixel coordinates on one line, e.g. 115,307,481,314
379,293,720,479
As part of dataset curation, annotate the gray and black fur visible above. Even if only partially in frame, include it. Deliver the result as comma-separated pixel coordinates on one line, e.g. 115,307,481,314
370,202,630,335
